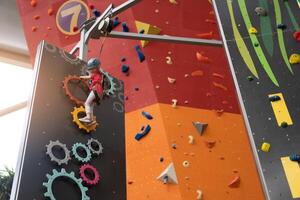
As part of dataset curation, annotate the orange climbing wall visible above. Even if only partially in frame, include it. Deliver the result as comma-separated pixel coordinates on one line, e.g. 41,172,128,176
17,0,265,199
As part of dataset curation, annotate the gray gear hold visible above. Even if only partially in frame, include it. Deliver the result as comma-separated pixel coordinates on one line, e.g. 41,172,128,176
46,140,71,166
87,138,104,155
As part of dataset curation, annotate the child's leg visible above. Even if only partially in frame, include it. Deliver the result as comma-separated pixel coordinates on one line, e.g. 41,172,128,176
80,91,96,122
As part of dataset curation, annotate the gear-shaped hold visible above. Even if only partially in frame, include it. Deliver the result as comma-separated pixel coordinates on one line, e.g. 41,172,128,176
43,168,90,200
63,75,89,106
46,140,71,166
71,106,97,133
79,164,100,186
59,49,82,65
99,68,117,96
72,143,92,163
87,138,103,155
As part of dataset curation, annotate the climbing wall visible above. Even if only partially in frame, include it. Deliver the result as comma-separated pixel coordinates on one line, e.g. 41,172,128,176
15,0,267,199
214,0,300,199
11,41,126,199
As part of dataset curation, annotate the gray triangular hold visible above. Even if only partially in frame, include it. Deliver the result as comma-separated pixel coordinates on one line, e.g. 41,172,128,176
157,162,178,184
193,121,208,135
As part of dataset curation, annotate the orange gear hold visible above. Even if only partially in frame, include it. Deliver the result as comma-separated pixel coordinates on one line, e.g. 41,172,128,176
63,75,89,106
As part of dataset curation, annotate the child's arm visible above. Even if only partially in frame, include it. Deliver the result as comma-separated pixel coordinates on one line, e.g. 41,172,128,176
80,75,91,79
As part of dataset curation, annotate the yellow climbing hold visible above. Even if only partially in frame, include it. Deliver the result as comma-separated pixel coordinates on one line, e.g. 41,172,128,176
289,54,300,64
135,21,161,48
261,142,270,152
248,27,258,34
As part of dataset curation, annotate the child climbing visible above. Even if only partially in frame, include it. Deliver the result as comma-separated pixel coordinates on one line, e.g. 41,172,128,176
79,58,104,124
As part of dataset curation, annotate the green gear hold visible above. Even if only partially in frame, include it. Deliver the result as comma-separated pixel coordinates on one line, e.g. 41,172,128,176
43,168,90,200
100,68,117,96
72,143,92,163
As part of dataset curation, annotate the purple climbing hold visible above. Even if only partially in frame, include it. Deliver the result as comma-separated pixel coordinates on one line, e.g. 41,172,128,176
135,45,145,62
142,111,153,120
122,22,129,32
135,125,151,141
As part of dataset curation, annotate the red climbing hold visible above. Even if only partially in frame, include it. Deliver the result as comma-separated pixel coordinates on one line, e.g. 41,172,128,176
196,31,213,39
205,140,216,149
73,26,79,32
293,30,300,42
30,0,37,7
228,176,240,188
33,15,40,20
89,4,95,9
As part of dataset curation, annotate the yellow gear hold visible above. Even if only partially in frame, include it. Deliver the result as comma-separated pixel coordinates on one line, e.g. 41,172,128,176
289,54,300,64
71,106,97,133
135,21,161,48
248,27,258,34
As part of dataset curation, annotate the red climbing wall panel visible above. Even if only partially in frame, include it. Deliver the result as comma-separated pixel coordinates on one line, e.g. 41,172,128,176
17,0,265,199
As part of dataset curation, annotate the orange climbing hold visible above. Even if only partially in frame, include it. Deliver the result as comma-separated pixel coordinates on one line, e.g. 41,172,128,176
33,15,40,20
205,19,216,24
48,8,54,16
196,31,213,39
31,26,37,32
212,73,224,79
228,176,240,188
196,52,211,63
191,70,204,77
213,82,228,91
30,0,37,7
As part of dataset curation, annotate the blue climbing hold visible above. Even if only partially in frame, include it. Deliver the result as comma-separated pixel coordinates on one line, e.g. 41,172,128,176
142,111,153,120
172,143,177,149
135,45,145,62
277,24,286,30
135,125,151,141
290,154,300,162
113,17,121,27
93,9,101,17
122,22,129,32
121,65,130,73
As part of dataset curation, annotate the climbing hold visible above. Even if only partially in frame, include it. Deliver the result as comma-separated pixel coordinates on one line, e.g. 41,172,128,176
212,73,224,79
269,95,281,102
73,26,79,32
79,164,100,185
30,0,37,7
89,4,95,9
113,17,121,27
205,140,216,149
261,142,270,152
193,121,208,135
254,42,259,47
160,157,164,162
188,135,194,144
135,45,145,62
122,22,129,32
48,8,54,16
169,0,178,4
289,54,300,64
32,26,37,32
168,77,176,84
247,75,254,81
166,56,173,65
155,9,159,13
172,143,177,149
248,27,258,34
214,109,224,116
280,121,288,128
182,161,190,168
196,190,203,200
121,64,130,74
135,125,151,141
196,31,213,39
213,82,228,91
157,163,178,184
93,9,101,17
171,99,178,108
142,111,153,120
277,24,287,30
196,52,211,63
191,70,204,77
228,176,240,188
293,31,300,41
135,21,161,47
290,154,300,162
121,57,126,62
254,7,267,16
205,19,216,24
33,15,40,20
